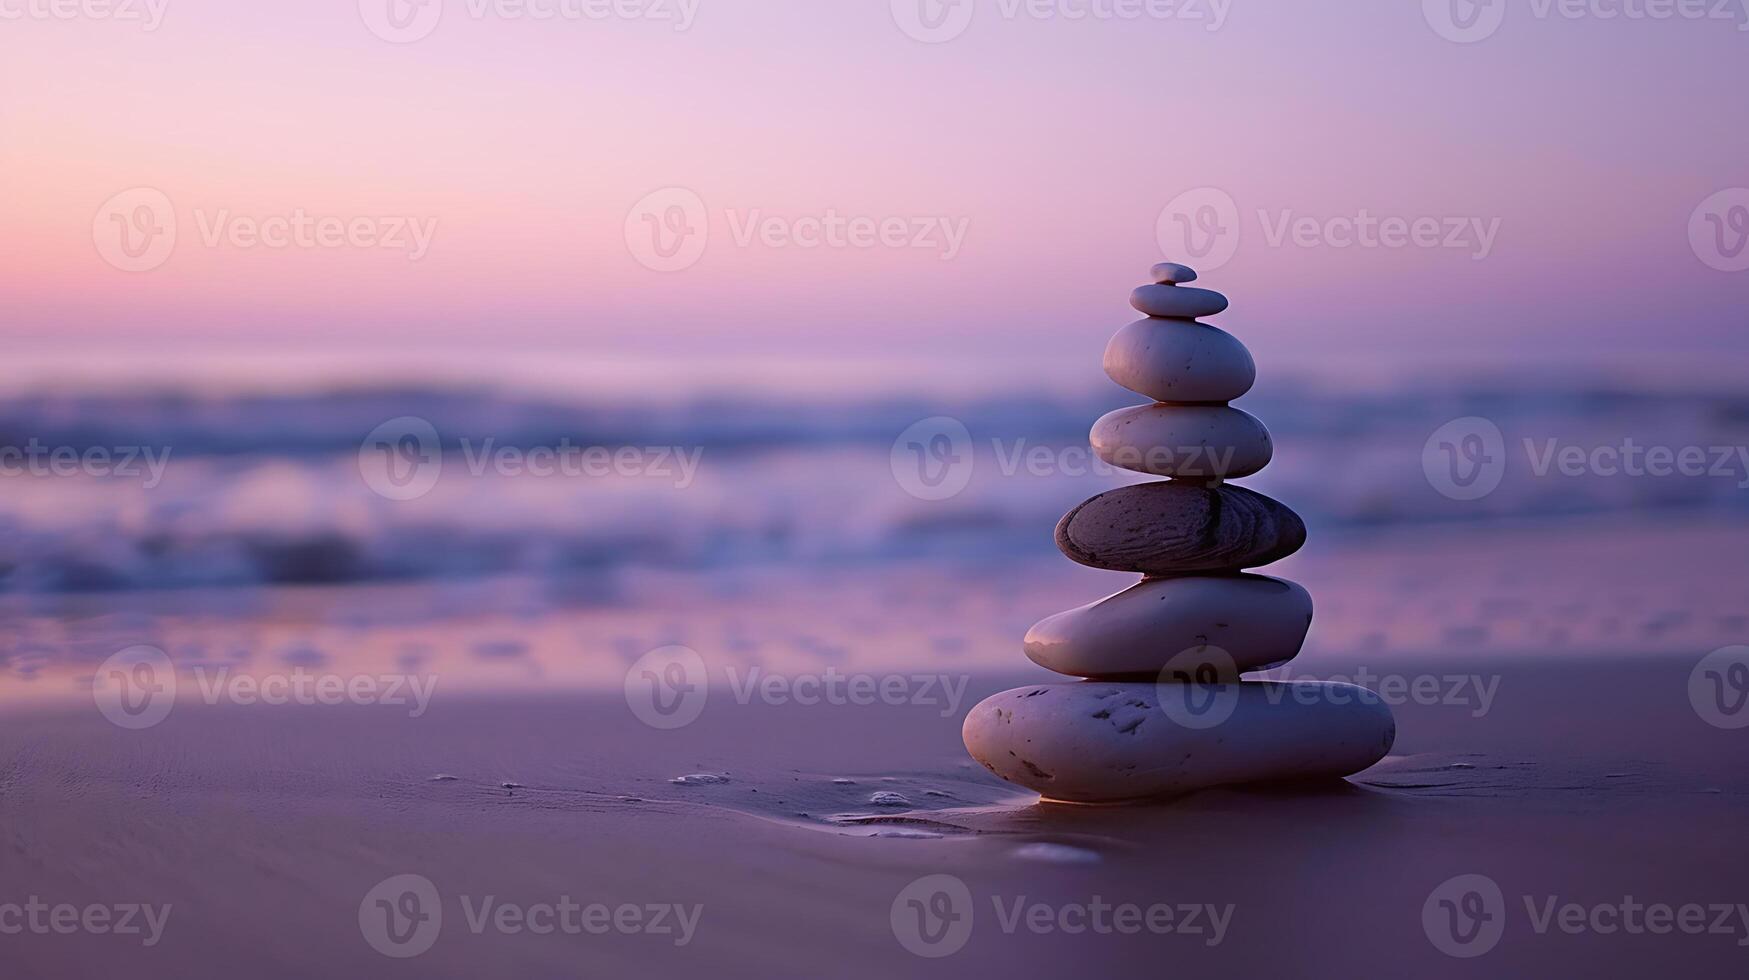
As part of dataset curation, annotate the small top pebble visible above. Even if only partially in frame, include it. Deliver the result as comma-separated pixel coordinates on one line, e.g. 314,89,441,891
1150,261,1198,284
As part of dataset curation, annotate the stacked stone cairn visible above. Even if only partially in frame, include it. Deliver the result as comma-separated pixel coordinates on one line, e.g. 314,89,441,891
962,262,1396,804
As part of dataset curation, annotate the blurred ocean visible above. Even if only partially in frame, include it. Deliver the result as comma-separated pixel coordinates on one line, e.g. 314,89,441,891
1,376,1746,593
2,372,1746,698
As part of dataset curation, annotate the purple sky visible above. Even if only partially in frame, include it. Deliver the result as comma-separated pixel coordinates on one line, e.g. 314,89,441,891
4,0,1747,391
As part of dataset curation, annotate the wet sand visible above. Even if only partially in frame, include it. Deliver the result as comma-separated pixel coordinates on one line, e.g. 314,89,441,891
3,655,1746,978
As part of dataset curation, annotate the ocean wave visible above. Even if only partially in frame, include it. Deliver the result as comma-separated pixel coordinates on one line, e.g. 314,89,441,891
1,382,1744,593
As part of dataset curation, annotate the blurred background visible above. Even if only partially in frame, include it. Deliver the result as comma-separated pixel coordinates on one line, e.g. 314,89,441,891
3,0,1747,698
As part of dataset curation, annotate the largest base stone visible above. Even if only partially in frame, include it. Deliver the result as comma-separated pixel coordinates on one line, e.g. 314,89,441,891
963,681,1396,804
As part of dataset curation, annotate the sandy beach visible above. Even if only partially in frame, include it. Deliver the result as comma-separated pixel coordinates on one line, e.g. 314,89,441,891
9,0,1747,975
4,650,1746,978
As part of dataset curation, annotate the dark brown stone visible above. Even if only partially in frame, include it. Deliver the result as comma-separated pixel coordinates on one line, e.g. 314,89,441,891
1054,481,1306,574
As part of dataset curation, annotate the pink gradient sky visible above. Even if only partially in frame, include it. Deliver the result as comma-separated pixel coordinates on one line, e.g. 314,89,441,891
3,0,1746,391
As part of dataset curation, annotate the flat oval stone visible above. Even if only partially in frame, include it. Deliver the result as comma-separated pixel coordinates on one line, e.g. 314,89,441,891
1150,262,1198,284
1090,404,1273,479
1103,318,1255,403
962,681,1395,803
1054,482,1305,574
1130,284,1229,319
1024,575,1313,679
